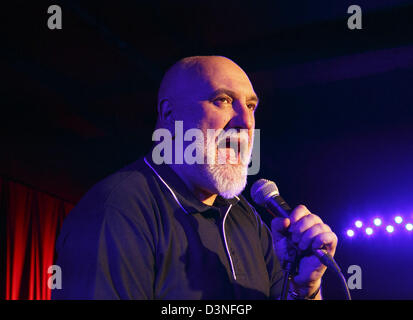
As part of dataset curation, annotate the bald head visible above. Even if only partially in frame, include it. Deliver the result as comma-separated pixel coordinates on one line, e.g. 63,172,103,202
156,56,256,129
158,56,250,102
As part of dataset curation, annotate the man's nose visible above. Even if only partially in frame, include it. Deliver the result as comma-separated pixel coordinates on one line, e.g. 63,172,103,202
227,100,254,130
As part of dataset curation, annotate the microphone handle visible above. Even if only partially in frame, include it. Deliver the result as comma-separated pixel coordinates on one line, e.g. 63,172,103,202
265,195,292,219
264,195,338,270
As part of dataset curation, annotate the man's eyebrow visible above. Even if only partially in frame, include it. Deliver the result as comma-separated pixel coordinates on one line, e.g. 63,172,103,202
209,88,259,104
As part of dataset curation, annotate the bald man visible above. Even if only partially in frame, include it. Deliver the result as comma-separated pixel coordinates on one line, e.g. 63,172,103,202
53,56,337,300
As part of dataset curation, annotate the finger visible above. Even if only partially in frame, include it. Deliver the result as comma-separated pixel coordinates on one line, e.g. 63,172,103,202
311,231,338,256
289,205,311,224
290,214,324,244
271,217,291,242
297,223,332,251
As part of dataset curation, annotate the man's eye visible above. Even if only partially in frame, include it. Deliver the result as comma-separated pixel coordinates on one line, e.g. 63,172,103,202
215,97,231,104
247,103,257,110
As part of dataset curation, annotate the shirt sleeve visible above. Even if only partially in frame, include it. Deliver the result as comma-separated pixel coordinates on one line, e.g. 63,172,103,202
52,204,156,299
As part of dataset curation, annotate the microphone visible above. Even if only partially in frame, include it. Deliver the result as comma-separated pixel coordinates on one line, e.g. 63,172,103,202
250,178,291,219
250,178,351,300
250,178,337,269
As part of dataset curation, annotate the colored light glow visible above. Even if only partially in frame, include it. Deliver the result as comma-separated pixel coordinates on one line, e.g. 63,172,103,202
365,227,373,235
346,229,355,237
395,216,403,224
345,215,413,239
355,220,363,228
386,225,395,233
373,218,382,226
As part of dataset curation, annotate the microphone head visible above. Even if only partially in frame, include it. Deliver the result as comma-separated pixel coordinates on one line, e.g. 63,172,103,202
250,179,280,206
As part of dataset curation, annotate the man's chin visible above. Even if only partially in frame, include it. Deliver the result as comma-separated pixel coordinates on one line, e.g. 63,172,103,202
206,164,248,199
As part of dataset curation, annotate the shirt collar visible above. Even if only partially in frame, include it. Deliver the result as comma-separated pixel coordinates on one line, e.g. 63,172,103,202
143,152,240,214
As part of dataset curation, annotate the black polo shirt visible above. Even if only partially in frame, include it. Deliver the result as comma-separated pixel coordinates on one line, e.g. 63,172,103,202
53,154,284,299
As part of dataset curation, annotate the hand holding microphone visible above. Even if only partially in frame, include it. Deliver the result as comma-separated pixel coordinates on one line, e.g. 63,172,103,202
251,179,339,299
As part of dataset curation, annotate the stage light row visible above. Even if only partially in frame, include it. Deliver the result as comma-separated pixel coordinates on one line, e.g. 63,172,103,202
345,215,413,238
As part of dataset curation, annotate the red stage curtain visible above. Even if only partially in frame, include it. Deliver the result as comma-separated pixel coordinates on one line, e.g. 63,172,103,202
2,176,74,300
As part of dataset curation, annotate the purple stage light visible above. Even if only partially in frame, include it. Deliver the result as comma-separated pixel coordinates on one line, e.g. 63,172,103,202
365,227,373,236
346,215,413,239
386,225,395,233
355,220,363,228
395,216,403,224
373,218,382,226
346,229,355,237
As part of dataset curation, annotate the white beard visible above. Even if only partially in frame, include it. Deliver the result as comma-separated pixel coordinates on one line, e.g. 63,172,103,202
186,129,252,199
203,160,248,199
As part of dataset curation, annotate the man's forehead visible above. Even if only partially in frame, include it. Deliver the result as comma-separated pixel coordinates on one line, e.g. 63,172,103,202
159,56,256,101
185,59,256,98
208,87,259,103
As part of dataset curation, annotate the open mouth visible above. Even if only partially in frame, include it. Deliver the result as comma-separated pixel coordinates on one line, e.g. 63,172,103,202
216,136,246,165
218,137,241,152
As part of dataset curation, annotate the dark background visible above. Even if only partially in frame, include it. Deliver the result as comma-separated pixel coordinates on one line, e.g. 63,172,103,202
2,0,413,299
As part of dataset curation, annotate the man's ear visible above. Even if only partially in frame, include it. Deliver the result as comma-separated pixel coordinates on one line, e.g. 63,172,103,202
158,99,173,120
158,99,175,134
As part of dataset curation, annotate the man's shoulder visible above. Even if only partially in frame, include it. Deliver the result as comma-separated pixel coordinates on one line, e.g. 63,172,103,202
56,157,160,251
74,157,157,214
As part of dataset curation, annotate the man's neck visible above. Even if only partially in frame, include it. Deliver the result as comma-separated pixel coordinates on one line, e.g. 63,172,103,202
193,190,217,206
169,164,218,206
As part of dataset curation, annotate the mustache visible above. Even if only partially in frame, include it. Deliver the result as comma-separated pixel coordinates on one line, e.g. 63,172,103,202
215,130,249,150
199,129,253,166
